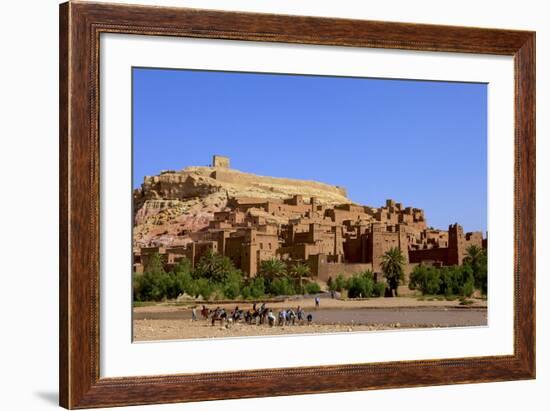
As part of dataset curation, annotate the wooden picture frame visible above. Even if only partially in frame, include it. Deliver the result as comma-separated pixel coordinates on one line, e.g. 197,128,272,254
59,1,535,408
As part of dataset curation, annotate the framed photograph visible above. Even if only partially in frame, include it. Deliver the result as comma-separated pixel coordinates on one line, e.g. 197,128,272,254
59,1,535,408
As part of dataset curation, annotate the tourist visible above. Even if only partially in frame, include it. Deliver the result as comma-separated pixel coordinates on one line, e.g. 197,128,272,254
191,306,197,321
315,296,320,308
297,306,304,323
278,309,287,326
267,309,276,327
287,308,296,325
201,305,209,320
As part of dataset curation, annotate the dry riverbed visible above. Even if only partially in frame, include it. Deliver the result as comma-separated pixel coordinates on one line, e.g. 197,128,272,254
133,297,487,341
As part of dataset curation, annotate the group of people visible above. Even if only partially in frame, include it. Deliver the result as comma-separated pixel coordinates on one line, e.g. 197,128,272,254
192,302,314,327
265,305,314,327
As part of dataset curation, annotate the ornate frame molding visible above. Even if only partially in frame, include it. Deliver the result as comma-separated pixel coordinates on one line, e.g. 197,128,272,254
59,2,535,408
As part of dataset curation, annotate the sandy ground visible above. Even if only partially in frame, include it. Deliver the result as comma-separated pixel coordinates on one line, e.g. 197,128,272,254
133,297,487,341
134,319,405,341
134,296,487,313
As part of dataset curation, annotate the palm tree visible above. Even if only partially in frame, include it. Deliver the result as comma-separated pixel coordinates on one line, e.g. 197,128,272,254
258,258,287,280
463,245,484,268
290,262,311,294
195,250,235,283
381,247,406,297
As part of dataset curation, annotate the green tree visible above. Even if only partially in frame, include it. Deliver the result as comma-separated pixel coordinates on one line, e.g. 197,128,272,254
409,263,475,298
133,253,173,302
373,281,386,297
222,270,243,299
258,258,287,293
463,245,484,267
194,250,235,283
381,247,406,297
195,278,214,300
145,252,165,274
290,262,311,294
304,282,321,294
409,264,440,295
463,245,487,295
329,274,348,292
173,257,192,276
242,276,266,299
458,264,475,297
258,258,287,280
347,271,375,298
169,257,193,298
269,277,296,296
439,266,459,296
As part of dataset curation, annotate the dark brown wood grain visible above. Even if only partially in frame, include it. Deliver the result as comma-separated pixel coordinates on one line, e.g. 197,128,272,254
59,2,69,407
59,1,536,409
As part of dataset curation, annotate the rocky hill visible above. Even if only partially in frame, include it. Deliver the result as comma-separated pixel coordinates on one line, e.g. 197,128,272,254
133,165,352,247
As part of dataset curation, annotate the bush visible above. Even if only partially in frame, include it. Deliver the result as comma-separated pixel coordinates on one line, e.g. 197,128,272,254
133,270,173,302
195,278,214,300
459,265,475,296
409,265,440,295
174,270,197,297
268,277,296,296
134,252,264,301
304,282,321,294
241,286,252,299
332,274,348,292
249,277,266,298
171,258,194,297
410,263,479,297
463,245,488,295
373,282,386,297
222,270,243,299
133,253,174,302
439,266,459,296
347,271,375,298
461,278,475,298
242,276,266,299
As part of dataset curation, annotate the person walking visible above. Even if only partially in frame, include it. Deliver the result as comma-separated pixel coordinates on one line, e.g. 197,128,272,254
191,306,197,321
315,296,320,308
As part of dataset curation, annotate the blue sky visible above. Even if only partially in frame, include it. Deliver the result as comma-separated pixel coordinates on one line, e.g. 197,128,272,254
133,67,487,233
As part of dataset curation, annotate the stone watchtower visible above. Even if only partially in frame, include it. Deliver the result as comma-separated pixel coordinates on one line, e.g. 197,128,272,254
212,155,230,168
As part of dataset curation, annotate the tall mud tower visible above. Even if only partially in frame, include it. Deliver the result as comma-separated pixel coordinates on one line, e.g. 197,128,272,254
448,223,465,265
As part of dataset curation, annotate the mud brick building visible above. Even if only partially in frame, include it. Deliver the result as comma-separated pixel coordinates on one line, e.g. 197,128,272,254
133,159,485,285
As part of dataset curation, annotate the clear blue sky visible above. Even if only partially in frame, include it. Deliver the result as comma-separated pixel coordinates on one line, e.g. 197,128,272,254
133,67,487,233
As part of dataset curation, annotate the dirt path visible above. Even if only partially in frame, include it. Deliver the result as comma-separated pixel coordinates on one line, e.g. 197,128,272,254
134,296,487,314
134,306,486,326
133,300,487,341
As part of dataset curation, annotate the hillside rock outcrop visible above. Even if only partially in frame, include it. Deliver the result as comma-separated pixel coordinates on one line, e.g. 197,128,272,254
133,166,352,247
